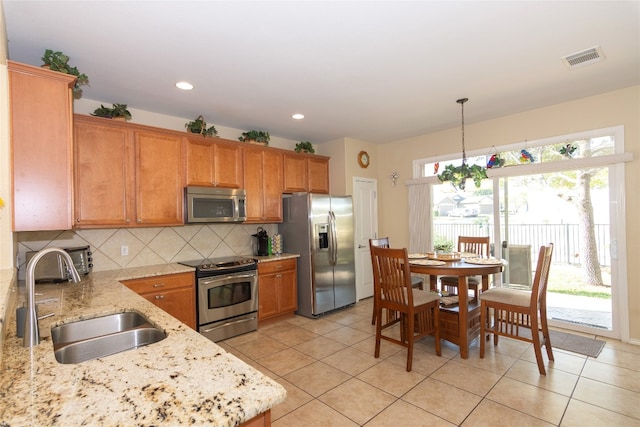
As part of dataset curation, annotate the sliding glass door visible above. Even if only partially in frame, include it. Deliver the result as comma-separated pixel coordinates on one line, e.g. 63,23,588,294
496,170,613,335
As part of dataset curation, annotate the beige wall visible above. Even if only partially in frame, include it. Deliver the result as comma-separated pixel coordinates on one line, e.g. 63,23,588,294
374,86,640,341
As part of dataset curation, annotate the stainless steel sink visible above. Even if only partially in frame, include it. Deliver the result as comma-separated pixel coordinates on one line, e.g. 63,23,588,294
51,311,167,364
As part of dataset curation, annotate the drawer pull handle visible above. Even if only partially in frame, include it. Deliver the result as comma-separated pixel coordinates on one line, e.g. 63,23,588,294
274,265,282,269
155,295,165,300
276,274,282,278
153,283,165,288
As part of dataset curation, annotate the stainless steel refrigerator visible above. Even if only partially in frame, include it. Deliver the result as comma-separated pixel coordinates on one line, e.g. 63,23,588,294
280,193,356,318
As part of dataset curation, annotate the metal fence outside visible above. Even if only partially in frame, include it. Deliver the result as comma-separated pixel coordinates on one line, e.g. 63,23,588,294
433,222,610,267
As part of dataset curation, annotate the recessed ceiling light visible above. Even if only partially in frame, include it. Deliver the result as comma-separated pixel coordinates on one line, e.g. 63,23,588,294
292,113,304,120
176,81,194,90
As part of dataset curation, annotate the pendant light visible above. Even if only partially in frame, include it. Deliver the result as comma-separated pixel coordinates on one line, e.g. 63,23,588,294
437,97,487,190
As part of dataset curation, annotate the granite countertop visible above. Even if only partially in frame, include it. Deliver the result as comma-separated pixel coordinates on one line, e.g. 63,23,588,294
252,253,300,263
0,264,286,426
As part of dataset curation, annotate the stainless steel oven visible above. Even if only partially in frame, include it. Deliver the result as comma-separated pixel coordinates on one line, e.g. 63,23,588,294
180,256,258,342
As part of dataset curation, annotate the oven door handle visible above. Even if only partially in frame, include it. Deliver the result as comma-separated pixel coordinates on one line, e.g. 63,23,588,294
201,315,257,334
200,273,256,283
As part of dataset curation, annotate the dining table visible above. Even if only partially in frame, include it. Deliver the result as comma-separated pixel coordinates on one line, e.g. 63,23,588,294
408,255,505,359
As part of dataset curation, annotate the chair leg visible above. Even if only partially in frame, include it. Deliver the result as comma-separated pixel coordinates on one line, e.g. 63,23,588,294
531,320,547,375
433,305,441,356
405,313,414,372
371,297,377,325
540,306,555,362
374,306,383,359
479,303,486,358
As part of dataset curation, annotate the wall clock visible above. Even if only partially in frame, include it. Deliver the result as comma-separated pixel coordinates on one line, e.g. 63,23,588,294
357,151,370,168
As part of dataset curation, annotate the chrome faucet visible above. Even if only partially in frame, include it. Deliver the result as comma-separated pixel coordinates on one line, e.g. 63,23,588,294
23,247,82,347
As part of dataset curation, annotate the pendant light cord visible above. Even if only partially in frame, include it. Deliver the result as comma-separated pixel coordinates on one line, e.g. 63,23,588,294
457,97,468,165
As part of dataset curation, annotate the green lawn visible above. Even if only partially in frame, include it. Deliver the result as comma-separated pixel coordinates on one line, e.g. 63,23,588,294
547,263,611,299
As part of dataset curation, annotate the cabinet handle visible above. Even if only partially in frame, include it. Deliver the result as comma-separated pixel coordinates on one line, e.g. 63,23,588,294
276,274,282,278
153,283,165,288
137,219,142,223
155,294,165,300
274,265,282,269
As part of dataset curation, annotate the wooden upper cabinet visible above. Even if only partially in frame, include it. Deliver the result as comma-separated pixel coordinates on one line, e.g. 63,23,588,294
308,156,330,194
73,115,183,228
283,153,308,193
135,130,184,226
243,146,283,223
282,152,330,194
74,118,133,227
9,61,76,231
185,137,243,188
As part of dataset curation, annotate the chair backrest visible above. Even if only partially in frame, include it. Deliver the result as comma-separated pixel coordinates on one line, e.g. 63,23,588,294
369,237,390,248
370,245,413,309
458,236,490,256
530,243,554,306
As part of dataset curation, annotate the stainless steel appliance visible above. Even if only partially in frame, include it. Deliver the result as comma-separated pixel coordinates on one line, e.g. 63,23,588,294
179,256,258,342
25,245,93,283
184,187,247,223
280,193,356,318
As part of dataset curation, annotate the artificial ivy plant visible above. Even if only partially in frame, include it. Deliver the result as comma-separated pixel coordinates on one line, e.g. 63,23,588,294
185,115,218,137
41,49,89,99
91,103,132,121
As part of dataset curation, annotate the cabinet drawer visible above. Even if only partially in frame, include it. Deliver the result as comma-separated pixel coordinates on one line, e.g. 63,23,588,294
257,258,296,275
122,272,194,294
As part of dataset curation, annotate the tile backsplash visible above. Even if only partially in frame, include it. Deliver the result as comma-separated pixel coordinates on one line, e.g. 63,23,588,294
16,223,279,280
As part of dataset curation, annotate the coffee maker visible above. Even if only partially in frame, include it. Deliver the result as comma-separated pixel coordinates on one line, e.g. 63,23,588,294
252,227,269,256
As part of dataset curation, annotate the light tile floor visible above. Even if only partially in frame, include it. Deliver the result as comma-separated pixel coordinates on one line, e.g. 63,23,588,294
217,298,640,426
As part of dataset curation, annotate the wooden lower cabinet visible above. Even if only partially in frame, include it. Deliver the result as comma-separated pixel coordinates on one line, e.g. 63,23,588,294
258,258,297,322
121,272,196,329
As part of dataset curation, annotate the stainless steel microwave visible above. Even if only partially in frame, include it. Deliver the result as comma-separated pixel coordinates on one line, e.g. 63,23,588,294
185,187,247,223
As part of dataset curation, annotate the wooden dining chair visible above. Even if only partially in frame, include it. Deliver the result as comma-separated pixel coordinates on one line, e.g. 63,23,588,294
479,243,554,375
370,246,441,371
440,236,490,300
369,237,424,325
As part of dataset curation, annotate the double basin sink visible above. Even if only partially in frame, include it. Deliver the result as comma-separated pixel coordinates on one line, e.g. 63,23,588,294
51,311,166,364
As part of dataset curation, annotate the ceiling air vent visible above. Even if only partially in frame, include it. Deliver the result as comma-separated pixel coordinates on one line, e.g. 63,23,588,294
562,45,605,70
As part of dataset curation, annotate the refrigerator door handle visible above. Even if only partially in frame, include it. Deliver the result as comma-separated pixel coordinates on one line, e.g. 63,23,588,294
329,210,338,266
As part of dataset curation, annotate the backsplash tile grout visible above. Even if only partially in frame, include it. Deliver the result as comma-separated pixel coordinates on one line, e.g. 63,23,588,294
16,223,279,280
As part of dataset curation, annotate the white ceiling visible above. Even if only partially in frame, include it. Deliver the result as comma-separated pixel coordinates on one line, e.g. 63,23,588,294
3,1,639,144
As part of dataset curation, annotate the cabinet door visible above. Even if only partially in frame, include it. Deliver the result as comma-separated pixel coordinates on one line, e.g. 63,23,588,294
185,137,215,187
142,287,196,330
9,61,76,231
243,146,265,222
262,150,283,222
185,138,243,188
283,153,308,193
308,157,330,194
135,131,184,225
213,142,243,188
74,120,134,227
277,270,298,313
258,274,279,320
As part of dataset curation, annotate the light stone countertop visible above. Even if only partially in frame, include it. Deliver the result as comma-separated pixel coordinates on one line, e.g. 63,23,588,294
252,253,300,263
0,263,286,426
